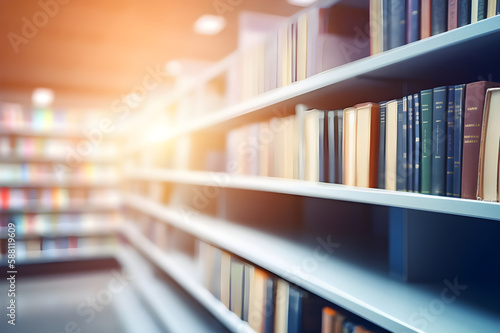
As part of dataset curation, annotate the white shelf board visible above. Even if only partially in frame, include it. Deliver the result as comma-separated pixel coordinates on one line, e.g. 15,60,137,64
123,194,500,333
126,168,500,221
121,222,255,333
0,226,119,240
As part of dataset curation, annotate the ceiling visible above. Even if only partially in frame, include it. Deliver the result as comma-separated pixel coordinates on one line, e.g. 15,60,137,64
0,0,301,106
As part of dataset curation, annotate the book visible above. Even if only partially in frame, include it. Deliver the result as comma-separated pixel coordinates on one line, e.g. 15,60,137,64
378,102,387,189
431,86,448,196
407,0,421,43
487,0,498,16
248,269,274,333
319,111,327,182
343,107,357,186
328,110,343,184
421,0,432,38
462,81,500,199
287,286,303,333
453,84,466,197
446,87,456,197
449,0,459,30
304,110,321,182
420,89,433,194
389,0,407,49
385,100,399,191
471,0,488,22
274,279,290,333
458,0,472,26
230,258,244,318
396,98,407,191
220,251,231,308
370,0,383,55
478,88,500,201
355,103,380,188
321,307,345,333
382,0,390,51
432,0,448,35
407,95,414,192
413,93,421,193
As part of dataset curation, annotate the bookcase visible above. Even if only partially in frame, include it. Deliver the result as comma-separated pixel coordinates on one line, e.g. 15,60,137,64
0,104,121,263
119,1,500,333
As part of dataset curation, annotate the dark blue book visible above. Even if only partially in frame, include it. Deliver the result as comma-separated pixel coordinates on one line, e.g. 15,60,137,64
397,98,408,191
432,0,448,35
497,0,500,14
287,286,303,333
413,93,421,192
446,86,455,196
383,0,390,51
458,0,472,26
453,84,466,197
478,0,488,20
263,278,275,333
378,102,387,189
389,0,407,49
431,86,448,196
327,110,343,184
407,95,414,192
342,321,356,333
407,0,421,43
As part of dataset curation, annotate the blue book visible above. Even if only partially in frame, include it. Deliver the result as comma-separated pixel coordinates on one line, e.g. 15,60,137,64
453,84,466,197
263,278,275,333
287,286,303,333
389,0,407,49
498,0,500,14
458,0,472,27
446,86,455,196
342,321,356,333
478,0,488,20
327,110,343,184
397,98,407,191
382,0,390,51
431,86,448,196
407,95,414,192
407,0,421,43
413,93,421,193
432,0,448,35
378,102,387,189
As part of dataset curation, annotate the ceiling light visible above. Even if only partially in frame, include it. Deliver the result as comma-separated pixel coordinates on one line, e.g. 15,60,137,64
287,0,317,6
32,88,54,107
194,15,226,35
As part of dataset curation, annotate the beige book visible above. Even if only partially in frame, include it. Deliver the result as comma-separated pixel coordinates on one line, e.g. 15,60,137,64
356,103,380,188
343,107,357,186
385,100,398,190
471,0,479,23
220,251,231,309
478,88,500,201
487,0,497,17
259,121,270,177
284,116,296,179
369,0,382,55
305,110,321,181
248,269,268,333
230,258,245,318
274,279,290,333
297,13,308,81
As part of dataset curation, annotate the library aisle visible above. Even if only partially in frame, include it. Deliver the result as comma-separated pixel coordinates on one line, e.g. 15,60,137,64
1,0,500,333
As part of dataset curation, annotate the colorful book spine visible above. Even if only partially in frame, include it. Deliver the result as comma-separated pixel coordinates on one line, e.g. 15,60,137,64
421,0,432,38
458,0,472,27
453,84,466,197
378,102,387,189
389,0,407,49
407,95,414,192
446,86,455,196
396,98,407,191
449,0,459,30
420,89,433,194
432,0,448,35
407,0,421,43
413,93,421,193
431,86,448,196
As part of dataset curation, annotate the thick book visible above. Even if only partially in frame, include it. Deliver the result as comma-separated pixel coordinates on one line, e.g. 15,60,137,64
343,107,357,186
420,89,433,194
378,102,387,189
421,0,432,38
478,88,500,201
462,81,500,199
458,0,472,26
432,0,448,35
413,93,421,192
304,110,321,182
407,0,421,43
396,98,408,191
449,0,459,30
328,110,343,184
355,102,380,188
407,95,414,192
487,0,498,16
453,84,466,197
389,0,407,49
248,269,274,332
385,100,399,190
446,86,455,196
431,86,448,196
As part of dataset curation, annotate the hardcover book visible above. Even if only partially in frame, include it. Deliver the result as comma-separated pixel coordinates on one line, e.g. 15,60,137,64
413,93,421,192
385,100,399,190
396,98,408,191
378,102,387,189
453,84,466,197
420,89,433,194
407,95,414,192
355,102,380,188
407,0,421,42
389,0,407,49
446,86,455,196
432,0,448,35
431,86,448,196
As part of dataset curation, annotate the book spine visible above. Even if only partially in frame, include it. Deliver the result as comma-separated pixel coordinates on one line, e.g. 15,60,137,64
397,98,408,191
446,86,455,196
389,0,407,49
378,102,387,189
431,86,448,196
407,0,421,43
328,111,336,183
287,287,302,333
487,0,497,16
319,111,326,183
449,0,459,30
432,0,448,35
453,84,466,197
421,0,432,38
471,0,479,23
421,89,433,194
337,112,344,184
458,0,472,26
414,93,421,193
497,0,500,14
382,0,390,51
407,95,414,192
264,278,275,333
478,0,487,20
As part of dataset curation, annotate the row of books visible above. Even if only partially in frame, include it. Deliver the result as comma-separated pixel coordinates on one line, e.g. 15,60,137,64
226,80,500,202
0,236,118,260
0,187,120,210
370,0,500,54
0,102,112,133
0,163,119,183
198,241,383,333
0,212,120,236
0,136,118,160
